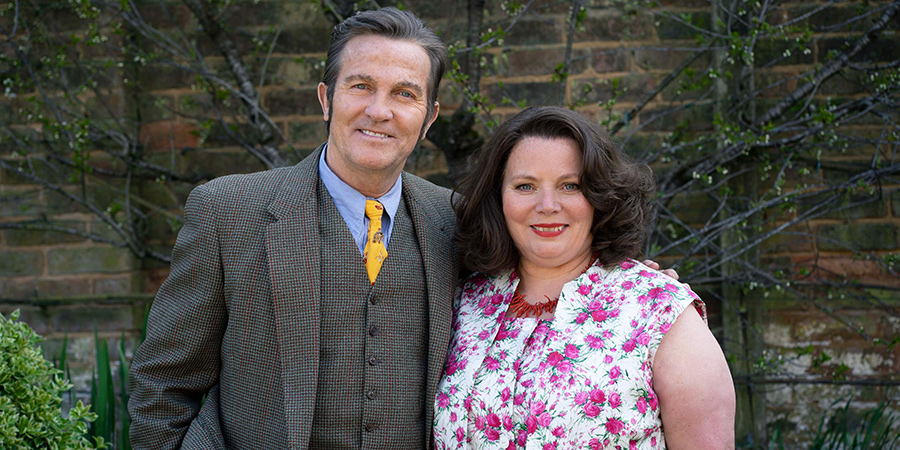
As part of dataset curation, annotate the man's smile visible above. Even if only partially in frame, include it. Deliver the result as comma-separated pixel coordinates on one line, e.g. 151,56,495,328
360,129,391,138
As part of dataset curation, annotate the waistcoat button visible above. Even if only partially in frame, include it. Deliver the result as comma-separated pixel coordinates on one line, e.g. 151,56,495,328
368,356,379,365
366,389,377,400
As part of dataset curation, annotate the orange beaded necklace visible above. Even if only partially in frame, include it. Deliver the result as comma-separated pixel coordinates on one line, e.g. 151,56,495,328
508,257,596,318
507,291,557,318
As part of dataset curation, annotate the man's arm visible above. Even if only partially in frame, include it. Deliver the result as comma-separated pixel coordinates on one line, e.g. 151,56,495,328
128,183,228,449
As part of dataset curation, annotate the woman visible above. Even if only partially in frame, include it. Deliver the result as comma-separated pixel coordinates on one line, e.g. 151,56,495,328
434,107,735,449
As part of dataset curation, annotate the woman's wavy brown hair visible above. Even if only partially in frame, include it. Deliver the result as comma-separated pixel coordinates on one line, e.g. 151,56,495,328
452,106,656,275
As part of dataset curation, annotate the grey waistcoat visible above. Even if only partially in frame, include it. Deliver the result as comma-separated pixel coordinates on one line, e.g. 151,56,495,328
310,181,429,449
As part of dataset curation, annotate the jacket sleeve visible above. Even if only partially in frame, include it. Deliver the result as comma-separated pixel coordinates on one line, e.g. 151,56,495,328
128,182,228,449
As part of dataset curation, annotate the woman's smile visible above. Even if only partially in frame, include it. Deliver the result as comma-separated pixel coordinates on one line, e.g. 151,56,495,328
531,223,567,237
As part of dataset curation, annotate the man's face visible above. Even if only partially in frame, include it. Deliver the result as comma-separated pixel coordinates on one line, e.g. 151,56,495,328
318,35,439,195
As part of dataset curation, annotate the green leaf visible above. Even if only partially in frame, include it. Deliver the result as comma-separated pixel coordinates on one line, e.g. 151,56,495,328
89,332,114,444
118,333,131,450
0,311,100,449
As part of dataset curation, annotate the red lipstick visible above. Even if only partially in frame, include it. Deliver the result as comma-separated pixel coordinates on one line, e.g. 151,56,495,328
531,223,567,237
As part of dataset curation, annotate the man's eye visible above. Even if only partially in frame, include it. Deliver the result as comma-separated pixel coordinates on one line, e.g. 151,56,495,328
354,84,366,89
400,91,412,98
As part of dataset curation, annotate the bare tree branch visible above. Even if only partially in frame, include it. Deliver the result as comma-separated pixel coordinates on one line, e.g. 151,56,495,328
180,0,285,168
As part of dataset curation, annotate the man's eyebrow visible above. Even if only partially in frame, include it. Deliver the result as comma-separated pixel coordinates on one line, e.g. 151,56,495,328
396,81,424,96
342,73,376,84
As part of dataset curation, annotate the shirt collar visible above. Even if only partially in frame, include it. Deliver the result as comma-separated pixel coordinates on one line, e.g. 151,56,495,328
318,144,402,222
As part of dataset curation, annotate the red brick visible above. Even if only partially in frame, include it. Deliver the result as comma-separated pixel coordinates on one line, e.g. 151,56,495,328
138,121,201,153
794,256,898,286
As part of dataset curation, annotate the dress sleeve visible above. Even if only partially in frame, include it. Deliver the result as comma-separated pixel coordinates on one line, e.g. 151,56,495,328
642,273,708,366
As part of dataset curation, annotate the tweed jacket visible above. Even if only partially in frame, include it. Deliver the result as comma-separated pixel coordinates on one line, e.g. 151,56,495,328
128,144,459,449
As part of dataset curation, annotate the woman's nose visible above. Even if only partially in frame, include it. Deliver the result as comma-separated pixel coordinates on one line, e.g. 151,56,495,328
536,190,560,214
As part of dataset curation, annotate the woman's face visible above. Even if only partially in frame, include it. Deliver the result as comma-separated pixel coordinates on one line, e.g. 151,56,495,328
501,136,595,272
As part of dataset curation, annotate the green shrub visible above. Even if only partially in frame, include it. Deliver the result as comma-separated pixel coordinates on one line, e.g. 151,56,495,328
769,391,900,449
0,310,105,449
810,394,899,450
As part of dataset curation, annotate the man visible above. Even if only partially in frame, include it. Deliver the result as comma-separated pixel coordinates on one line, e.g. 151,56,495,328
129,8,456,449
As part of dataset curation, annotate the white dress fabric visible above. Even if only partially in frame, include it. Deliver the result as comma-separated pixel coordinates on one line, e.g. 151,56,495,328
433,259,706,449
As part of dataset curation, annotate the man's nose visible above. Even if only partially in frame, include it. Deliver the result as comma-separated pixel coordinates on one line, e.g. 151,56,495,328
365,93,393,121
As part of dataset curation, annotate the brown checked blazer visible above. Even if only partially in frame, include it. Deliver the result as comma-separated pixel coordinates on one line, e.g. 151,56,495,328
128,144,459,449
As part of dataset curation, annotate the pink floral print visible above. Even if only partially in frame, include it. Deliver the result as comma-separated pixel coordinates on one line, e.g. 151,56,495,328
433,259,705,449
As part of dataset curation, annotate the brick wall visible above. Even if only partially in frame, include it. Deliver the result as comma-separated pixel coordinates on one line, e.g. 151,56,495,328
1,0,898,445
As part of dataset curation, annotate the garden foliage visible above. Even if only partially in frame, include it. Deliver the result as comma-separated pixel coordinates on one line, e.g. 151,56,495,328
0,310,104,449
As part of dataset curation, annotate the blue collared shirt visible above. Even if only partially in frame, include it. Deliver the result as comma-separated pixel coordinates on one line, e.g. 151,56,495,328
318,146,402,255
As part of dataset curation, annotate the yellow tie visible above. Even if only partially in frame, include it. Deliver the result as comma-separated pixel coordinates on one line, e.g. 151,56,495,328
364,200,388,283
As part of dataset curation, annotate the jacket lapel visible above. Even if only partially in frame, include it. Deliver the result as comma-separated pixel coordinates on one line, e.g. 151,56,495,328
266,145,325,449
402,174,458,447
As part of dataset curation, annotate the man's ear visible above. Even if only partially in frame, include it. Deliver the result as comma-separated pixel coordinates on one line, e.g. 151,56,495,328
317,82,329,121
420,101,440,141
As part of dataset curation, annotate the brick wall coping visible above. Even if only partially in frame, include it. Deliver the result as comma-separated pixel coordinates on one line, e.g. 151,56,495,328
0,293,154,307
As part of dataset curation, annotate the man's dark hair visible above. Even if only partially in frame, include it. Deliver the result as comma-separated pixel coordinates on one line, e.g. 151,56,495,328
453,106,656,275
322,7,449,135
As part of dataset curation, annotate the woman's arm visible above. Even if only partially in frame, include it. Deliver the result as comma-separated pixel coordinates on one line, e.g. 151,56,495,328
653,307,736,449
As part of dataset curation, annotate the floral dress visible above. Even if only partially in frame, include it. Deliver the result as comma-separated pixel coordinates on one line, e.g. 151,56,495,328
433,259,706,449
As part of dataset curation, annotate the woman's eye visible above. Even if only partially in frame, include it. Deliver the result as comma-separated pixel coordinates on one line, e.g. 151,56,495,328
563,183,580,191
515,184,533,191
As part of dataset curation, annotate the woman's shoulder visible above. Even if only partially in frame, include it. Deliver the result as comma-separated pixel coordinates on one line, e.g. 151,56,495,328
603,259,706,320
456,270,515,302
460,267,517,284
458,270,512,292
601,260,698,299
604,259,679,285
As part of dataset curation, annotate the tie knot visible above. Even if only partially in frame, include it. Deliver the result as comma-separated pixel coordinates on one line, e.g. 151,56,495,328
365,199,385,221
